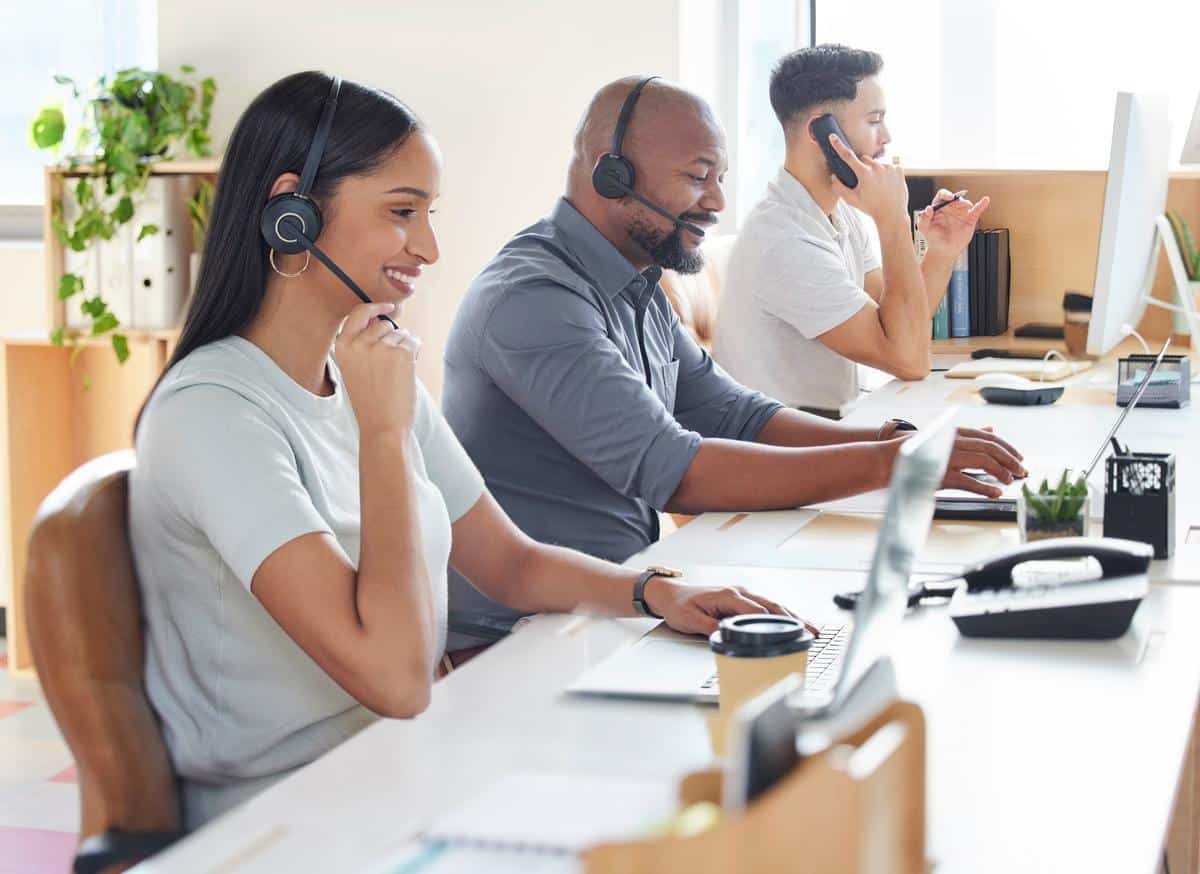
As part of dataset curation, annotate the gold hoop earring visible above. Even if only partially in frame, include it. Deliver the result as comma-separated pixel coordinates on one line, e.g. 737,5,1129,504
270,249,310,278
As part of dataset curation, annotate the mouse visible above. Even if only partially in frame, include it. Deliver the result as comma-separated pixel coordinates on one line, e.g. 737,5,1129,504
973,373,1037,388
971,373,1065,406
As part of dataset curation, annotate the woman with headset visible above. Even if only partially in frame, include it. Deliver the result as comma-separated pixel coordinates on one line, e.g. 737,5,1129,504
130,71,803,827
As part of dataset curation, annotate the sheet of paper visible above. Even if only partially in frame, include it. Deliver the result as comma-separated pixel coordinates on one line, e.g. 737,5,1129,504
421,773,676,854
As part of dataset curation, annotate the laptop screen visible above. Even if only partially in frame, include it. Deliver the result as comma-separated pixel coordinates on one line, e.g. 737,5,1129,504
828,409,958,705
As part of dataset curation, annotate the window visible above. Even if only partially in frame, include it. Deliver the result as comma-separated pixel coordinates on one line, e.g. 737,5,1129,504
818,0,1200,170
682,0,1200,228
0,0,156,224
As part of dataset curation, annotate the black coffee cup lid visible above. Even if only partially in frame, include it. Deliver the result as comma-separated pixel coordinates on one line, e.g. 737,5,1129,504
709,614,814,657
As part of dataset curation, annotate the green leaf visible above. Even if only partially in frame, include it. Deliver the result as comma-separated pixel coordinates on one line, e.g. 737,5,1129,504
57,273,84,299
113,196,134,224
180,64,195,74
30,106,66,149
49,327,65,347
91,311,119,335
80,295,107,318
51,214,70,246
111,333,130,363
137,223,159,242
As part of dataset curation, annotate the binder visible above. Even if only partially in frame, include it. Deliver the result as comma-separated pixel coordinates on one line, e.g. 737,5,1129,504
985,228,1011,335
932,294,949,340
948,248,969,338
968,231,983,336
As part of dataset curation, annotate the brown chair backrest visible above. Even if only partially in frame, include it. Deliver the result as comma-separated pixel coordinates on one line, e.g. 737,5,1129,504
659,234,738,350
24,450,180,845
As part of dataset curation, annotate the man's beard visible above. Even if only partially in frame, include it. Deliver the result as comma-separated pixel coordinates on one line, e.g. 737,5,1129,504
626,212,705,275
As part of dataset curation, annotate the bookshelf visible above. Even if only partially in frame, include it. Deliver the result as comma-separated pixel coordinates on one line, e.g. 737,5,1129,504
4,158,218,672
907,168,1200,351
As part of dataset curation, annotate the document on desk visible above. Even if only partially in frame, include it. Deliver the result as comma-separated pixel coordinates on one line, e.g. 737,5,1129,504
381,843,581,873
419,773,675,854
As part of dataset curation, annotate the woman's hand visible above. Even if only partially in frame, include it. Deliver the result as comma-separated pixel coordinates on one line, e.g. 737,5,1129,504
645,578,819,637
335,302,422,437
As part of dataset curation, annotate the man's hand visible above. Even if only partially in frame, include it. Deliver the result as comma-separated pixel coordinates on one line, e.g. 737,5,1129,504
645,578,819,638
917,189,990,259
827,133,910,228
941,426,1027,497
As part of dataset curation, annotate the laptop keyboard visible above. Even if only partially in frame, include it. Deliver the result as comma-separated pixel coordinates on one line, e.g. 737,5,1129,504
700,623,849,694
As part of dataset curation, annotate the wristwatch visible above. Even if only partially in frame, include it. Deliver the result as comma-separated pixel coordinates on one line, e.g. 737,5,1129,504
876,418,918,441
632,565,683,618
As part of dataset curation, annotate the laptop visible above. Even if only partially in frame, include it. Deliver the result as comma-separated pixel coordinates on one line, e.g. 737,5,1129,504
568,409,958,707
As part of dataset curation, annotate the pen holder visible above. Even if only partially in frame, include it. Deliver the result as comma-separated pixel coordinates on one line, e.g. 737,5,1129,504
1116,354,1190,408
1103,452,1176,558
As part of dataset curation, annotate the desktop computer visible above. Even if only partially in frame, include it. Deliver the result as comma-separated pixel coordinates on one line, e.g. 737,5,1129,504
1086,92,1173,356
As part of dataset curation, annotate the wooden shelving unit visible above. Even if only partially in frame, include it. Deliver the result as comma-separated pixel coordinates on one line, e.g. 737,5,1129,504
906,167,1200,343
4,158,218,672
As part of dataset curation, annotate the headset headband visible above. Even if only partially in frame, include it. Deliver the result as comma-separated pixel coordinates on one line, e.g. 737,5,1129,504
610,76,658,158
297,75,342,197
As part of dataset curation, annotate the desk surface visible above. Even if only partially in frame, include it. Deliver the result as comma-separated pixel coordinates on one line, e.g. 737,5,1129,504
135,360,1200,874
136,567,1200,874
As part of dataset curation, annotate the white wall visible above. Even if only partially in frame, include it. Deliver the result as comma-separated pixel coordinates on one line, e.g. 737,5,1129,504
158,0,682,395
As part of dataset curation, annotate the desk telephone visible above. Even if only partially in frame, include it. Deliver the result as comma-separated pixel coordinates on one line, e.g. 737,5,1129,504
949,537,1152,639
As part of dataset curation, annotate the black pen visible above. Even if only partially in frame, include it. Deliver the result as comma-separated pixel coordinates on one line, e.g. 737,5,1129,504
931,189,967,212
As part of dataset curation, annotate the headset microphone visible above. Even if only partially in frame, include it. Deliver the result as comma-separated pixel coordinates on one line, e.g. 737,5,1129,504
591,76,707,239
276,216,399,329
260,75,397,329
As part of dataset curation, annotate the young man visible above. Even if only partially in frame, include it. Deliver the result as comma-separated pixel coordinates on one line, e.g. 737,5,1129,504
713,45,989,415
441,76,1021,649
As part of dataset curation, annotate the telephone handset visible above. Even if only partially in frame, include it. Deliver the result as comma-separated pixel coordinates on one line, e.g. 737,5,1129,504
962,537,1153,592
950,537,1153,640
811,114,859,189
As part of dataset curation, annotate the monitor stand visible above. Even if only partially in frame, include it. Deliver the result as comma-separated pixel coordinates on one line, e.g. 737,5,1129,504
1138,215,1200,356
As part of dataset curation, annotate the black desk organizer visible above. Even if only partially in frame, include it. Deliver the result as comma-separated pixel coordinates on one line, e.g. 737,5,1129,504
1103,451,1176,558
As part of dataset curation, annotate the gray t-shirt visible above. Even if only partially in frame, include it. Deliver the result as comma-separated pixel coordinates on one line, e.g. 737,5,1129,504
130,336,484,827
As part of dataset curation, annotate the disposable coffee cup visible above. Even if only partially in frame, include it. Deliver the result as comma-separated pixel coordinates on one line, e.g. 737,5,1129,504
709,615,814,716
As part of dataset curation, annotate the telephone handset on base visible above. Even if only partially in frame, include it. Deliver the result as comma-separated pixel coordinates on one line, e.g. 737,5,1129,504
950,537,1152,640
962,537,1153,591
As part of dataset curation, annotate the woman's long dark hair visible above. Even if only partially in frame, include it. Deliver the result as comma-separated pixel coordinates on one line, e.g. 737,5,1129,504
136,71,420,432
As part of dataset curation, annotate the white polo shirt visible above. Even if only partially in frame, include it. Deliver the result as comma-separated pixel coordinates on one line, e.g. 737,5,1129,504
713,167,881,413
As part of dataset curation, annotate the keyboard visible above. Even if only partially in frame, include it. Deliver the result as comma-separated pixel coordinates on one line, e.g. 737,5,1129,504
699,623,849,695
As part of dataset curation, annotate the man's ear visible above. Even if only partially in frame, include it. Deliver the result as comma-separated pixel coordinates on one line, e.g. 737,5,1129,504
267,172,302,200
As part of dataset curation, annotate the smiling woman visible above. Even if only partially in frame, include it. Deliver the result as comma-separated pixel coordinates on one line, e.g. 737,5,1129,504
126,70,799,830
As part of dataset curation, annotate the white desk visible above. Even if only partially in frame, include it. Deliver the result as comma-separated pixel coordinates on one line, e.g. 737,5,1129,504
135,566,1200,874
638,369,1200,579
133,365,1200,874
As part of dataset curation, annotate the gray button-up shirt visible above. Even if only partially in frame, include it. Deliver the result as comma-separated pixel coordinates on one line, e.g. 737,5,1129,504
442,198,783,646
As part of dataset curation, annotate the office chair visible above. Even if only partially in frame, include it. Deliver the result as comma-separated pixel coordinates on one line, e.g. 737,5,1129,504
659,234,737,351
24,450,183,873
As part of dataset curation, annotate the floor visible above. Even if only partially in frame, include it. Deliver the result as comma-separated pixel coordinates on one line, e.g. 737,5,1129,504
0,638,80,873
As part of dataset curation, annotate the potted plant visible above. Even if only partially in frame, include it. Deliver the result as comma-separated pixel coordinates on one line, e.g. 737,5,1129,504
1165,210,1200,338
1018,472,1090,542
30,65,216,362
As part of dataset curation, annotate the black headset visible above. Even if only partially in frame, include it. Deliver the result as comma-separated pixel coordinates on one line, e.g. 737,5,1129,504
260,75,398,328
591,76,705,238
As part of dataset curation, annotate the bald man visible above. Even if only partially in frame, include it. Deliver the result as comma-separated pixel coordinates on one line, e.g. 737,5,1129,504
441,76,1025,649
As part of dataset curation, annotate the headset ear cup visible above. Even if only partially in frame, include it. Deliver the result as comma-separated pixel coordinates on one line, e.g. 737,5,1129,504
260,193,323,254
592,154,635,200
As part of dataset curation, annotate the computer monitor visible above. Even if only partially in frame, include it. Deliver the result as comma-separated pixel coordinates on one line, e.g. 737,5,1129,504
1182,91,1200,165
1086,92,1172,356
